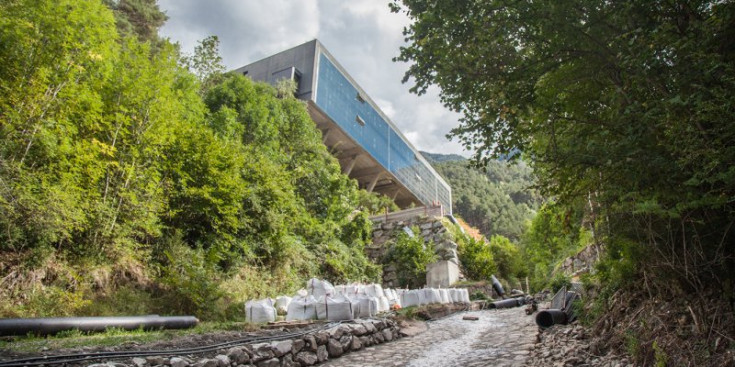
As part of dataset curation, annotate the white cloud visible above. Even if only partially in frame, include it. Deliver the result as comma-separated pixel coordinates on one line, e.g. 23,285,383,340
158,0,468,156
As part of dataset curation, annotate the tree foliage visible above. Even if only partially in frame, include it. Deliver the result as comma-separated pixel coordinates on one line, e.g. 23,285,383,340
393,1,735,363
385,229,437,289
0,0,382,319
392,0,735,293
456,235,496,282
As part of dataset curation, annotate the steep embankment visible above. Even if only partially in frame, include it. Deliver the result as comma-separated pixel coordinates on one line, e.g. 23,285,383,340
0,0,383,320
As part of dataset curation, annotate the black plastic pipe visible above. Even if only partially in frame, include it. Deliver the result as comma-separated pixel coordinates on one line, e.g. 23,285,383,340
535,309,568,328
0,315,199,336
488,298,521,309
491,275,505,298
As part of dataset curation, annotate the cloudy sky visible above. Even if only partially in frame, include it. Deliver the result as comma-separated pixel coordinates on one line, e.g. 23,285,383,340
158,0,468,156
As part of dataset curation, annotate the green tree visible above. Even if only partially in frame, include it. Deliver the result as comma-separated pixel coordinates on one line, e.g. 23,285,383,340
488,234,526,280
104,0,167,43
456,235,496,282
393,0,735,310
385,230,437,288
0,0,118,253
181,36,226,95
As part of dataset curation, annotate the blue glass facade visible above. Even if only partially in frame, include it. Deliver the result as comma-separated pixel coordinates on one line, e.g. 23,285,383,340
315,53,451,212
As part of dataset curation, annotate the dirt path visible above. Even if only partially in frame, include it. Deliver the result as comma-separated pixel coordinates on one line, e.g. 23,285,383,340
323,307,536,367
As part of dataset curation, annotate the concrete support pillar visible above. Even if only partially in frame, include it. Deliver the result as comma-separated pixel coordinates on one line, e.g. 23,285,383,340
342,155,359,176
367,173,383,193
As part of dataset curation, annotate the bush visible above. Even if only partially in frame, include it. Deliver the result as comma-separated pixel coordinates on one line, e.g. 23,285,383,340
159,244,224,319
488,234,526,280
548,273,572,293
385,228,437,288
456,235,496,282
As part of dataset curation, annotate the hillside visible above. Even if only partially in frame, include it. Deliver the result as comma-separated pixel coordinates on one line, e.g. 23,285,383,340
0,0,384,320
422,152,542,242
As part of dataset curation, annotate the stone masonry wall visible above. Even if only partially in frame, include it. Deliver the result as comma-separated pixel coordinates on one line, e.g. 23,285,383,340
368,215,461,287
121,319,400,367
558,242,604,278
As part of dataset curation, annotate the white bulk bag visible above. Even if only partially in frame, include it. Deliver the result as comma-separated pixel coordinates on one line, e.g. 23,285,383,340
275,296,292,314
448,289,460,303
439,289,451,304
377,296,390,312
422,288,442,304
316,295,354,321
245,299,276,323
401,290,420,308
307,278,335,298
354,296,378,318
461,289,471,303
364,284,385,298
286,296,318,321
333,285,346,296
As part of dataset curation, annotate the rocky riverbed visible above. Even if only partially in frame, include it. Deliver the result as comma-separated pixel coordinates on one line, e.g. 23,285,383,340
526,323,633,367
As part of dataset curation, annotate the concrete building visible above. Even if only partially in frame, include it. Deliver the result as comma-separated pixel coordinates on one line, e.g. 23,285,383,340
234,39,451,214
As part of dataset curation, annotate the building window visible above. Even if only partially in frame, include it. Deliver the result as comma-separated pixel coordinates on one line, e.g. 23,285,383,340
293,69,302,97
356,93,365,103
242,70,249,76
355,115,366,126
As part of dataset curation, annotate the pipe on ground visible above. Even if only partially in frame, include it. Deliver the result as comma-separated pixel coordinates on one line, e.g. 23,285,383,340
535,309,568,328
488,298,522,309
0,315,199,336
491,275,505,298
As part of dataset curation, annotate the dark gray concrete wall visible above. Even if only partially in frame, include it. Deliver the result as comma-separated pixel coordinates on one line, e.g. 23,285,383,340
233,39,317,100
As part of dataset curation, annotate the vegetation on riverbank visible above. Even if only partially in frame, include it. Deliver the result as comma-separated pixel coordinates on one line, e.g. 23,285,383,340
392,0,735,364
0,0,387,321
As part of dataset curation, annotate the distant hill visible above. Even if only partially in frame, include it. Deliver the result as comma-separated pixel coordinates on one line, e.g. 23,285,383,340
420,151,467,163
424,153,542,241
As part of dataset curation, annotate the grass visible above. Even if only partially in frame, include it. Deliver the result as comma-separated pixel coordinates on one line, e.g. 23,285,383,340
0,321,260,354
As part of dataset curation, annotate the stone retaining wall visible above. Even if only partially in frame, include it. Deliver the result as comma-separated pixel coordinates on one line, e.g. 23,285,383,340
557,242,604,278
123,319,400,367
368,215,461,287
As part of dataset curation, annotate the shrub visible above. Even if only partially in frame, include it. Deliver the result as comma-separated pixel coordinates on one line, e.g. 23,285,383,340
385,228,437,288
457,235,497,281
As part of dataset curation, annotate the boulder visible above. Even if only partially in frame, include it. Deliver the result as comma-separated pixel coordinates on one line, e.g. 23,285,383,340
294,351,318,366
226,347,250,365
327,339,343,358
291,339,305,354
213,355,230,367
316,345,328,362
272,340,292,357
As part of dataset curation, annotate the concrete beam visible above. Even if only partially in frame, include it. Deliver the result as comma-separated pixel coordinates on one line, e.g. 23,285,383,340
342,155,360,176
351,166,386,182
335,147,364,159
367,172,384,193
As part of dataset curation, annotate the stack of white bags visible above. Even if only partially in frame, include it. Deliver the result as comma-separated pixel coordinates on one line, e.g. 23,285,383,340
244,278,471,323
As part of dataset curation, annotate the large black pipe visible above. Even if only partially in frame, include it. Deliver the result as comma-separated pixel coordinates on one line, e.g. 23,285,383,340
0,315,199,336
491,275,505,298
535,309,568,328
488,298,521,309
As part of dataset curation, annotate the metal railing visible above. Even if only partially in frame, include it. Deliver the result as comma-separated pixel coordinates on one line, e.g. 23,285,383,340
369,205,444,224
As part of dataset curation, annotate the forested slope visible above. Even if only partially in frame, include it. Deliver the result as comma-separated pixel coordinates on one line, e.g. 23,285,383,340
0,0,383,320
422,152,542,242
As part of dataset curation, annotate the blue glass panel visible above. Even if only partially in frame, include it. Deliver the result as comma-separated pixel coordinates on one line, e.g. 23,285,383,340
315,53,451,212
315,54,390,167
